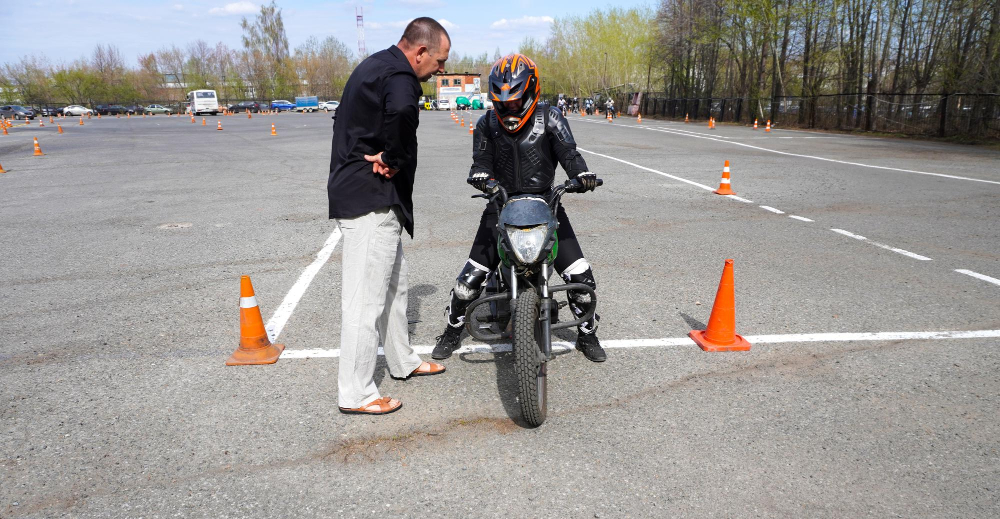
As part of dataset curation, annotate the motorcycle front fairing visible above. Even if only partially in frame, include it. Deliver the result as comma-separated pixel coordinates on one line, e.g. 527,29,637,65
497,195,559,273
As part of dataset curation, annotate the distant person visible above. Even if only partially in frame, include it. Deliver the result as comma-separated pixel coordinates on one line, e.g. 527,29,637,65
327,17,452,415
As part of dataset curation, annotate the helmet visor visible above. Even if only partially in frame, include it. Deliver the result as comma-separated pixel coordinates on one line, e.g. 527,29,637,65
495,98,523,118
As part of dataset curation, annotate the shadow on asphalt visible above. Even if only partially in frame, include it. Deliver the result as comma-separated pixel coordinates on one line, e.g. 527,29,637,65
679,312,706,330
372,283,438,386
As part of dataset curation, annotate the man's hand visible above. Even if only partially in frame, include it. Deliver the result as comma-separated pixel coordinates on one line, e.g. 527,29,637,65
469,171,491,191
577,172,598,192
364,152,399,179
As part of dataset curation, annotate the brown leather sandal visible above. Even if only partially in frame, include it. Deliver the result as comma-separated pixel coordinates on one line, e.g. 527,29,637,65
391,361,446,380
339,396,402,415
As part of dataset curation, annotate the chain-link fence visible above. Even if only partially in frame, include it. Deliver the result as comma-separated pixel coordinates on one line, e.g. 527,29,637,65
625,92,1000,140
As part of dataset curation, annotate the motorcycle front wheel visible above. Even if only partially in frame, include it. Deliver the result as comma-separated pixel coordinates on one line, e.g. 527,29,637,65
513,289,547,426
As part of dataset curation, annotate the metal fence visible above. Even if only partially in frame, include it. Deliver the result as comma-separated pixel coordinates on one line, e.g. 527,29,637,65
623,92,1000,140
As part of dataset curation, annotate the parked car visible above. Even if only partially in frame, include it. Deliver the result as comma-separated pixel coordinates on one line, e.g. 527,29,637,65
228,101,261,113
95,104,128,115
0,105,35,120
62,105,93,116
144,104,172,115
270,99,295,112
123,105,143,114
36,106,60,116
320,101,339,111
437,98,451,110
455,96,471,110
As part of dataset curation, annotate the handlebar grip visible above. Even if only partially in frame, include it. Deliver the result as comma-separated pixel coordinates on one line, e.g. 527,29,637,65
596,179,604,186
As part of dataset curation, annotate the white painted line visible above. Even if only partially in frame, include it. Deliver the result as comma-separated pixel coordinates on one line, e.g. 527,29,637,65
955,269,1000,287
577,148,715,192
279,329,1000,359
265,227,342,342
831,228,866,240
830,228,932,261
580,119,1000,186
760,205,785,214
727,195,755,203
789,215,814,222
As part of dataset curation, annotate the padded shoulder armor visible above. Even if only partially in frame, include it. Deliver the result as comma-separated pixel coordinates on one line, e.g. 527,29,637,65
547,105,575,145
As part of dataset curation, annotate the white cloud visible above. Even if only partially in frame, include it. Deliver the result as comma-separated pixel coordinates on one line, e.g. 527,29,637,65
438,19,458,30
208,2,259,16
490,16,553,29
172,4,184,10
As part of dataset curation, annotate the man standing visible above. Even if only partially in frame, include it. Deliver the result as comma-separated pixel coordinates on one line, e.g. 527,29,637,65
328,18,451,415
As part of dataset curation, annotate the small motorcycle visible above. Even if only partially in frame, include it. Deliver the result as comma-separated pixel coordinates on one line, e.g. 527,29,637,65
463,177,602,426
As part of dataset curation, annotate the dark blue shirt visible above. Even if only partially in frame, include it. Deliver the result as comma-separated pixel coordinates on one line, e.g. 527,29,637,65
328,45,421,237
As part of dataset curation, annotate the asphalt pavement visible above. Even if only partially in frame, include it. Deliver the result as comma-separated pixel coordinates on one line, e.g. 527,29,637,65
1,110,998,517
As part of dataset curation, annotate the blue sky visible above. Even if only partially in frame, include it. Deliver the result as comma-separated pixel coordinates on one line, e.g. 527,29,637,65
1,0,651,66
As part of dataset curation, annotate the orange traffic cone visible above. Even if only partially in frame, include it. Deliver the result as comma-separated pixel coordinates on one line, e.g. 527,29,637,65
637,113,642,123
607,111,613,123
713,160,735,195
689,259,751,352
753,118,758,130
143,112,147,118
57,124,63,134
226,276,285,365
38,118,44,127
87,113,92,119
460,115,465,127
33,137,43,156
191,115,195,123
271,123,276,136
202,117,206,126
49,116,54,124
0,161,6,173
116,113,120,119
685,113,689,123
217,120,223,131
247,110,252,119
765,120,771,132
2,125,7,136
469,122,474,134
25,118,30,126
708,117,714,129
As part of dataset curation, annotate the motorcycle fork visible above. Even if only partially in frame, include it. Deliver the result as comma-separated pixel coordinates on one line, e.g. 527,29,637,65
538,263,553,361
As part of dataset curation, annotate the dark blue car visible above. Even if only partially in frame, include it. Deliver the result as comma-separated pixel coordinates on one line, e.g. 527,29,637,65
270,99,295,112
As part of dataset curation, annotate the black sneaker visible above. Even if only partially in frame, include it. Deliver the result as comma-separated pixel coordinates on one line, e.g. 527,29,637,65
432,326,463,360
575,332,606,362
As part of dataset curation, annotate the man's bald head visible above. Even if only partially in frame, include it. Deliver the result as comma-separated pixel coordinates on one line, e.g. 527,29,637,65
399,17,451,53
397,17,451,81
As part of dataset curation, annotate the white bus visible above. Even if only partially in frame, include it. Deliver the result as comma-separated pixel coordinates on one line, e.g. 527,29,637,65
187,89,220,116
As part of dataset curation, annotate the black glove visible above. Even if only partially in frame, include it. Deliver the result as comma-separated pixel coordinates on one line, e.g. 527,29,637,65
469,171,491,191
577,172,598,192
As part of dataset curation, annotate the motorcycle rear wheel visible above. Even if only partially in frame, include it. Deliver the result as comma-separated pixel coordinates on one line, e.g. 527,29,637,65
513,289,547,426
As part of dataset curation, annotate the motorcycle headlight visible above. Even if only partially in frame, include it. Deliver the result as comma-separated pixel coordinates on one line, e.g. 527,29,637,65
506,224,548,264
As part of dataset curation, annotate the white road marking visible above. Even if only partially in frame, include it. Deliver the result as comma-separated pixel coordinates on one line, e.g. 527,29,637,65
279,329,1000,359
577,148,716,192
789,215,814,222
831,228,933,261
579,119,1000,186
955,269,1000,287
760,205,785,214
728,195,755,203
265,227,342,342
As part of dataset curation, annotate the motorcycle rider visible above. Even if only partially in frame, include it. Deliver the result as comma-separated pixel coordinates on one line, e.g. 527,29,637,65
432,53,606,362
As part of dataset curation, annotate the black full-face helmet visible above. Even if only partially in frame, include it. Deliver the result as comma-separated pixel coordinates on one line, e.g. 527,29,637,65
488,54,540,133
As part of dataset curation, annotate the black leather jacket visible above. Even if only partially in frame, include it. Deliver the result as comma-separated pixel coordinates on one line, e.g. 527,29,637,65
469,102,590,194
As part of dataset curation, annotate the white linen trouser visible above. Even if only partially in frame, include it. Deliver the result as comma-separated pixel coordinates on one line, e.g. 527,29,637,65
336,206,422,408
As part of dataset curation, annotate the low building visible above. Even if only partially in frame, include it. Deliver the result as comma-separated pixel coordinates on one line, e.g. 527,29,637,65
436,72,481,107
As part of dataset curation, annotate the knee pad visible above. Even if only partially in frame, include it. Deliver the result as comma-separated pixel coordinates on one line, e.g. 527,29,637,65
455,260,490,301
562,262,596,304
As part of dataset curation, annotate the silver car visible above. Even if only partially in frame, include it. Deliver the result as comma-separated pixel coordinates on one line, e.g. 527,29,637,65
62,105,94,116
